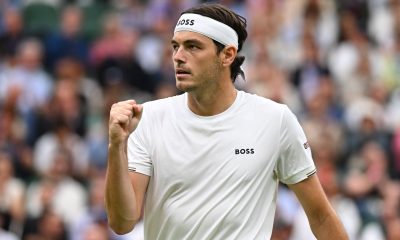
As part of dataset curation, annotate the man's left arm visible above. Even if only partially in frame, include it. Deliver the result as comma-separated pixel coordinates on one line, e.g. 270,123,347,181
288,174,349,240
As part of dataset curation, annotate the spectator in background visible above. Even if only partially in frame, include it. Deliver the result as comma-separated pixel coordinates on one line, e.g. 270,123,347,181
26,148,87,229
0,38,53,146
0,216,18,240
33,115,89,179
0,99,26,152
23,209,68,240
290,160,362,240
245,51,301,113
36,77,88,138
89,13,132,68
343,140,389,237
381,181,400,240
70,175,108,240
117,0,151,32
0,38,53,113
336,0,369,35
300,0,338,59
368,0,400,49
328,10,380,105
291,35,331,109
0,102,37,185
0,151,26,237
44,5,89,71
244,0,289,70
376,27,400,94
33,77,91,178
343,97,391,157
54,57,103,122
300,84,345,166
52,57,110,175
90,13,156,94
392,124,400,179
0,7,26,63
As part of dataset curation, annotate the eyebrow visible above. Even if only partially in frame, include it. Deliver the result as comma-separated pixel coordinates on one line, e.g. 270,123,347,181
171,38,204,46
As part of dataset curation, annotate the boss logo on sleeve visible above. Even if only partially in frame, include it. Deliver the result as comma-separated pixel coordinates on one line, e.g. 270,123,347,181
177,19,195,26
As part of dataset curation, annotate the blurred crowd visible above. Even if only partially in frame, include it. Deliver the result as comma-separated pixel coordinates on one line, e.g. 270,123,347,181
0,0,399,239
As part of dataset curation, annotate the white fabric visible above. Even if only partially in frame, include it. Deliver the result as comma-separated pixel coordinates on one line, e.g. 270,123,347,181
0,178,25,212
33,132,89,176
0,66,53,114
174,13,239,49
128,91,316,240
26,178,88,226
0,230,19,240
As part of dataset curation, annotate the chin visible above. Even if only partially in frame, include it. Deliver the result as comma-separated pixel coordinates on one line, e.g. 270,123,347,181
175,79,196,92
175,78,194,92
176,82,195,92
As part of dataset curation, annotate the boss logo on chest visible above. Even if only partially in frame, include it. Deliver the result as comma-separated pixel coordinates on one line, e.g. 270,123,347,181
235,148,255,155
177,19,195,26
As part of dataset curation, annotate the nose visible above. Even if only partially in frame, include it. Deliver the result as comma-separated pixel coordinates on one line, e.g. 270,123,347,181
172,46,186,64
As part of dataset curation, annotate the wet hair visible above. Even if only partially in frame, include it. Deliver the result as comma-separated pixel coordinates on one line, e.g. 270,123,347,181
181,4,247,82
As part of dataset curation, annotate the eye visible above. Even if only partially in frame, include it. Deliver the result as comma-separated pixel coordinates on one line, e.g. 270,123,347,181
188,44,198,50
171,44,179,51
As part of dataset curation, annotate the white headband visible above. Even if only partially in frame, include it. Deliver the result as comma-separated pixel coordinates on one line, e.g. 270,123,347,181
174,13,239,49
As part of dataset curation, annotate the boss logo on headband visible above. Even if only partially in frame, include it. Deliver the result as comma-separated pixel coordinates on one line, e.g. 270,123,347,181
177,19,195,26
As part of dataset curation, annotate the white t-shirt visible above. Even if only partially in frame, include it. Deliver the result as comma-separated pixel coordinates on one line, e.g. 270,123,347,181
128,91,316,240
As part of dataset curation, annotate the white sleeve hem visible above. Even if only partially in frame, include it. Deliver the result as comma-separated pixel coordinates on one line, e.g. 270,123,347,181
281,165,316,185
128,162,152,176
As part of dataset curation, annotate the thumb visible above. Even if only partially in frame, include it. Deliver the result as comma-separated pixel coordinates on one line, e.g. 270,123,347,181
132,104,143,121
127,104,143,133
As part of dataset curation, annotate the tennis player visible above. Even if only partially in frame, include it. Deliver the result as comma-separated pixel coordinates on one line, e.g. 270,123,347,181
105,3,348,240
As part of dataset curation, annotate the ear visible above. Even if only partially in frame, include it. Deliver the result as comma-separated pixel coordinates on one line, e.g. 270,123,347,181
221,46,237,67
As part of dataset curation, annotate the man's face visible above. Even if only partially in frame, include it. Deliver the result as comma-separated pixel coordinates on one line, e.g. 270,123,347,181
171,31,223,92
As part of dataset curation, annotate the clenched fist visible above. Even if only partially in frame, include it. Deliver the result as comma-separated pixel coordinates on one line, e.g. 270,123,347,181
109,100,143,146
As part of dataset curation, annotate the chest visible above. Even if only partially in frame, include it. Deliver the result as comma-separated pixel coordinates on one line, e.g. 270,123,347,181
149,114,281,186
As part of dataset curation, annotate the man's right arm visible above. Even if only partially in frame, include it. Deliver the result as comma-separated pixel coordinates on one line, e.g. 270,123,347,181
105,100,149,234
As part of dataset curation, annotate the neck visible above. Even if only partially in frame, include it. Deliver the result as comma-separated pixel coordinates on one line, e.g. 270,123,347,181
187,77,237,116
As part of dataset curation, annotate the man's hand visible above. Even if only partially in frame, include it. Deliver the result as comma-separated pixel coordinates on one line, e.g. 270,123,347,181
109,100,143,145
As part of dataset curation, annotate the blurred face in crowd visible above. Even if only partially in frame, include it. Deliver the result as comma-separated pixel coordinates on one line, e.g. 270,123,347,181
17,40,43,71
38,212,65,239
0,153,13,183
61,6,82,36
53,79,79,117
55,58,83,81
3,8,23,34
47,150,71,181
171,31,223,92
103,14,121,37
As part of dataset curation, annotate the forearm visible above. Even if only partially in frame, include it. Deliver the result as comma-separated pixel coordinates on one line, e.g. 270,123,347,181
105,143,139,234
309,211,348,240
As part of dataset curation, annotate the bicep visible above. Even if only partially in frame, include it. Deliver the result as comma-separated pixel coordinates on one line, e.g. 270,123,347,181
129,171,150,216
288,174,334,222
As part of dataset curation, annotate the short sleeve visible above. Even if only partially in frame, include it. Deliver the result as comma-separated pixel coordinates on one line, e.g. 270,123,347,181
275,106,316,185
127,107,153,176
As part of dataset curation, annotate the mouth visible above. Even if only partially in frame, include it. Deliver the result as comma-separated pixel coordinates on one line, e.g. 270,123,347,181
175,68,191,78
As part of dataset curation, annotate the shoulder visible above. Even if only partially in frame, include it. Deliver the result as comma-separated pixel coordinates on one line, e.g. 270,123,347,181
141,94,184,117
240,91,288,116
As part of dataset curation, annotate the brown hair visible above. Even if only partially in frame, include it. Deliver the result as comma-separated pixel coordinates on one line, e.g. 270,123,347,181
182,3,247,82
